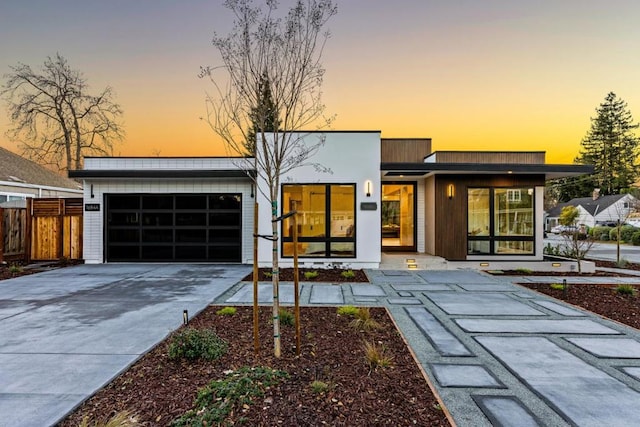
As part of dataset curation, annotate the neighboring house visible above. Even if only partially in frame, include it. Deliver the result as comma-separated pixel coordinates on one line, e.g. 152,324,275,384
0,146,83,206
69,132,591,266
545,192,637,230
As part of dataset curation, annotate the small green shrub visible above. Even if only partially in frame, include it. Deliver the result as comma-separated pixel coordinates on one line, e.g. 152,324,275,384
592,226,611,241
362,341,393,370
616,258,630,268
310,380,329,394
340,269,356,279
349,307,380,331
8,264,23,274
216,306,237,316
79,410,138,427
620,225,638,243
167,328,228,361
172,366,287,427
279,308,295,326
609,228,618,241
303,270,319,280
263,271,272,278
615,284,637,296
337,305,359,316
515,268,532,274
632,231,640,246
550,283,566,290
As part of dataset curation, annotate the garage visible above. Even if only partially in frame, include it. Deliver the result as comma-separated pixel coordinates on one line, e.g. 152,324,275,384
105,193,242,262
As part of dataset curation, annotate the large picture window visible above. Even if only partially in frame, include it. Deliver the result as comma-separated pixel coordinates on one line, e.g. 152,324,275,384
468,187,534,255
282,184,355,258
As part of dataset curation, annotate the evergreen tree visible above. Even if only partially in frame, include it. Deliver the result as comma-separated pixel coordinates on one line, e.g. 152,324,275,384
576,92,639,194
245,74,280,156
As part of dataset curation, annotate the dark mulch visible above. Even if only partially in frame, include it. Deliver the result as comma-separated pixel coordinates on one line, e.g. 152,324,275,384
0,260,83,281
492,269,635,277
59,306,450,427
592,259,640,271
243,267,370,282
520,283,640,330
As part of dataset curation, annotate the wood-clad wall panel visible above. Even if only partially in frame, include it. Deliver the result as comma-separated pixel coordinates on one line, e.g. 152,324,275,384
434,175,545,260
434,151,545,164
381,139,432,163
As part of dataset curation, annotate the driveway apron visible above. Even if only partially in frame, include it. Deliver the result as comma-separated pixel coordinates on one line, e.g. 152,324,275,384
0,264,250,427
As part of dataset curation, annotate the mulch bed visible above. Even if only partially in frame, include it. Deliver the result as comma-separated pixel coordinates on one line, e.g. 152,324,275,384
519,283,640,330
243,267,370,282
593,259,640,271
60,306,450,426
492,270,636,277
0,260,83,282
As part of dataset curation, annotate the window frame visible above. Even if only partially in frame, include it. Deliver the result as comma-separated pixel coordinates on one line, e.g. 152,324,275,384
281,183,357,258
467,186,535,256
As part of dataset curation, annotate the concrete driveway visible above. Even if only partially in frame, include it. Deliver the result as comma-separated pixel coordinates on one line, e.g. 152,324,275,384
0,264,250,427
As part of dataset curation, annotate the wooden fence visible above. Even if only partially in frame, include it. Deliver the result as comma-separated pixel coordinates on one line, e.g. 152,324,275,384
0,207,29,263
0,198,83,263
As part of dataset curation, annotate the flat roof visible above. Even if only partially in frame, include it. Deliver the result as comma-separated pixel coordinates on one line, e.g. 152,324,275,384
68,170,256,179
381,162,594,180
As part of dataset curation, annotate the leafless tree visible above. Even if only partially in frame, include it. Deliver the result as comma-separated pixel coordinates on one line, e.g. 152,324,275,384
2,53,124,171
559,206,595,273
201,0,336,357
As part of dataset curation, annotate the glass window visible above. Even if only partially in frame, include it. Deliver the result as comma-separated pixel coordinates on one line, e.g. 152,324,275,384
468,189,490,237
494,189,533,237
468,187,535,255
282,184,355,258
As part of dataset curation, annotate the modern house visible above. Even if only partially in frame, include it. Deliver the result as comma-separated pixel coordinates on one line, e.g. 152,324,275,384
0,146,83,206
545,192,637,231
69,132,592,266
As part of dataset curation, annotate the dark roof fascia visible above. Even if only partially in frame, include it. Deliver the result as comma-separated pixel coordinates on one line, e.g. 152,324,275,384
82,156,254,160
381,162,594,177
68,170,256,179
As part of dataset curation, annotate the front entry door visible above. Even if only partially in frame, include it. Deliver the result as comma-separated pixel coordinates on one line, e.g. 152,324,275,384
381,183,416,252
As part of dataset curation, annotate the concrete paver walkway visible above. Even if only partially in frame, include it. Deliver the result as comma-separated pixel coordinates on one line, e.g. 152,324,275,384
0,264,250,427
221,270,640,427
2,265,640,426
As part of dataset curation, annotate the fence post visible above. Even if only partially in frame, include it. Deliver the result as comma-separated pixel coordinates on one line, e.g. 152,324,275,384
0,207,4,264
25,198,32,263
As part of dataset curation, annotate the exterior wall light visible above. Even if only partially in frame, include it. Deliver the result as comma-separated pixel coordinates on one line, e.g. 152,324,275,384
447,184,455,199
365,180,373,197
479,262,490,267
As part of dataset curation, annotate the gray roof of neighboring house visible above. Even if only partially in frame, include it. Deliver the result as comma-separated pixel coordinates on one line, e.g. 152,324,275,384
0,146,82,190
548,194,628,217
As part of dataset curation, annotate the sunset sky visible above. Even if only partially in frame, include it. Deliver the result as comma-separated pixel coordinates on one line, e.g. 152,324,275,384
1,0,640,164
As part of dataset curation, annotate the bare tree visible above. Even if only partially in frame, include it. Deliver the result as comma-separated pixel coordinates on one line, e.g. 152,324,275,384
559,206,595,273
2,53,124,171
201,0,336,357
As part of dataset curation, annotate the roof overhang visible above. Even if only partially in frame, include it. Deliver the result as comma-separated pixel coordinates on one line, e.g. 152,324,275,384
68,169,256,179
381,163,593,180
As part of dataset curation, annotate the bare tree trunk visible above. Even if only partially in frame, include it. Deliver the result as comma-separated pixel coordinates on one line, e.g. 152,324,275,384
617,220,621,263
271,196,281,358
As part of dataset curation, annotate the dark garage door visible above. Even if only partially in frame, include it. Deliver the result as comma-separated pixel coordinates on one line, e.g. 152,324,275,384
106,194,242,262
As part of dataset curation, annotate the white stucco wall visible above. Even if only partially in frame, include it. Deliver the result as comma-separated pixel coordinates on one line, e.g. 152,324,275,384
256,132,382,268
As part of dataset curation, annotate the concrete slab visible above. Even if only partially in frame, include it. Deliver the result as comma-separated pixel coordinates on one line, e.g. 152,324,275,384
472,395,542,427
226,283,298,304
391,284,452,292
0,354,138,394
430,363,505,388
354,297,378,304
0,393,84,427
387,298,422,305
457,318,621,334
417,270,496,284
397,291,413,297
406,307,473,356
427,292,545,316
457,283,516,292
620,367,640,381
350,284,386,297
381,270,411,276
310,285,344,304
566,338,640,358
477,336,640,427
515,292,536,299
532,300,586,316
